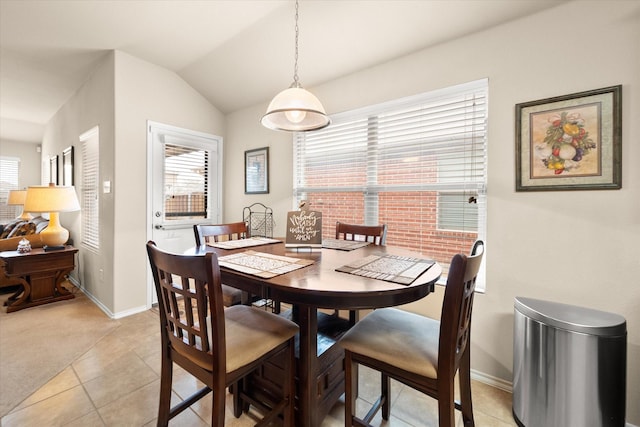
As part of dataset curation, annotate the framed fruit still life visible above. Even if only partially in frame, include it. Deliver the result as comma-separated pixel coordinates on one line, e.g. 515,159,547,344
515,85,621,191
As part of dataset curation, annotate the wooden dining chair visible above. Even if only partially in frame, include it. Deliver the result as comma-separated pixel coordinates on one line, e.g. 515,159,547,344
194,221,281,313
194,222,249,246
339,240,484,427
146,241,299,427
335,221,387,245
335,221,388,324
194,222,250,307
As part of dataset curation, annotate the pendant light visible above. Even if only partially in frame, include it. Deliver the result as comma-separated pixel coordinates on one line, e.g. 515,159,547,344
261,0,330,132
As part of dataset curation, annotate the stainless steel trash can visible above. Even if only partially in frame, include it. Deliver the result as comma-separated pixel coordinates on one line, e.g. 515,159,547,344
513,297,626,427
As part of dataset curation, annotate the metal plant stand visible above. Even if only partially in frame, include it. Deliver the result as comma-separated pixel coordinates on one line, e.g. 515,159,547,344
243,202,274,238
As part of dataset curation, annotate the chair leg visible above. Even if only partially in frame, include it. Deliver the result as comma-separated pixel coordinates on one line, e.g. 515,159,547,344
438,377,456,427
381,372,391,420
344,351,357,427
283,339,295,427
211,388,226,427
458,347,475,426
242,376,250,413
157,352,173,427
232,381,242,418
348,309,359,327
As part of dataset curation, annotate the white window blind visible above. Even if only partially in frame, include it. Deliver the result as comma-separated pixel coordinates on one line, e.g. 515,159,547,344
0,157,20,222
80,127,99,253
163,141,209,221
294,79,487,288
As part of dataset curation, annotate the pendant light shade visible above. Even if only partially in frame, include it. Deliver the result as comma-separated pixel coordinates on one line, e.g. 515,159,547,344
261,84,330,132
261,0,330,132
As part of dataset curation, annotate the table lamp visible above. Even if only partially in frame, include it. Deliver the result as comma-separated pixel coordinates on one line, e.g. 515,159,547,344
7,189,32,220
23,183,80,248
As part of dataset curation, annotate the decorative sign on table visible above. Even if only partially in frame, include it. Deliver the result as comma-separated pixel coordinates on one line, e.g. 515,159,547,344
321,238,370,251
208,237,280,250
336,253,435,285
285,210,322,248
218,250,314,279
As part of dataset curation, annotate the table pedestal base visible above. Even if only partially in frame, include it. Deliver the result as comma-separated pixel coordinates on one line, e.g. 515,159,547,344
246,310,351,427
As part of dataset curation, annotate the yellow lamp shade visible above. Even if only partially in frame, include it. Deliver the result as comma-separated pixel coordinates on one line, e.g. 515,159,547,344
6,189,32,220
7,190,27,205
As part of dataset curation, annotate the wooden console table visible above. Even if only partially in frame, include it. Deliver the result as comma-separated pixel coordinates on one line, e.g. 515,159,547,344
0,246,78,313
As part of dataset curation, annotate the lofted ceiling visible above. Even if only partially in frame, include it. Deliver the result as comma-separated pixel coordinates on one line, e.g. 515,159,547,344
0,0,566,143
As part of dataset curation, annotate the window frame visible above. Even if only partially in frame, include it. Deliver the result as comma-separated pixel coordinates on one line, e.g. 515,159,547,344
293,79,487,290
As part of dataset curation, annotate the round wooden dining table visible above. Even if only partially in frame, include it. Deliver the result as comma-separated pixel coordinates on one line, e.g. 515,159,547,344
186,240,442,427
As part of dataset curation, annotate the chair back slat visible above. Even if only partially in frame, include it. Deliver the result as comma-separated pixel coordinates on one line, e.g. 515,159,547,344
194,222,249,246
335,221,387,245
439,241,484,373
147,241,226,373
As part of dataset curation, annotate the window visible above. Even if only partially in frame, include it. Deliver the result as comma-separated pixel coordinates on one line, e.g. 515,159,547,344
163,142,208,221
294,79,487,288
80,127,99,253
0,157,20,222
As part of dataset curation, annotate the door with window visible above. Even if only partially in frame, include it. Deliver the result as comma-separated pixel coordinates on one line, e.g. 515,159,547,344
148,121,222,304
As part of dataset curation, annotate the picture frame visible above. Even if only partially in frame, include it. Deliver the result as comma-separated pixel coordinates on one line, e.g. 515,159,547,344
62,146,74,186
49,155,58,185
515,85,621,192
245,147,269,194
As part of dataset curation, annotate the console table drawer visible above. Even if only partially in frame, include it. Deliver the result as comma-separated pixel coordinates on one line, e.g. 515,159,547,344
4,252,74,275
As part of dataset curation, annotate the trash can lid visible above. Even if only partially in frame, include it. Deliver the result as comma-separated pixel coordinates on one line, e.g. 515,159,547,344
514,297,626,336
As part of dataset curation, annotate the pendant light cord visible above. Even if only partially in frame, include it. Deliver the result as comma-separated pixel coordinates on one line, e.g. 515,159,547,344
261,0,330,131
293,0,300,87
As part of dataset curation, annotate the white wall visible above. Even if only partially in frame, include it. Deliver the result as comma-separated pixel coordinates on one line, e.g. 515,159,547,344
225,1,640,423
224,111,292,228
42,50,226,317
41,52,116,306
113,50,226,315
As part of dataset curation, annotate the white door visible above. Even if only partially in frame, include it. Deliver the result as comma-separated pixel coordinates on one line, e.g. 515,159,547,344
147,121,222,306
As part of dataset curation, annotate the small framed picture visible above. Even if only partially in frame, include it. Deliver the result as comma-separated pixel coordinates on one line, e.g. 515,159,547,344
515,85,621,191
245,147,269,194
63,146,74,186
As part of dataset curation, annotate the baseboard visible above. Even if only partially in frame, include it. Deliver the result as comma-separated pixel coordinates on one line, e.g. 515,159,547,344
67,275,81,288
470,368,513,393
111,304,149,319
73,285,116,318
470,369,637,426
68,279,148,319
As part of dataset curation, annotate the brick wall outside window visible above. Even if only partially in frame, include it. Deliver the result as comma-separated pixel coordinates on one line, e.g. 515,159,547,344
305,191,477,270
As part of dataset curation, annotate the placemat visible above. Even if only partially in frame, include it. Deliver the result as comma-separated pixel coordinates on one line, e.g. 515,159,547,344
336,253,435,285
208,237,280,250
218,250,314,278
321,238,371,251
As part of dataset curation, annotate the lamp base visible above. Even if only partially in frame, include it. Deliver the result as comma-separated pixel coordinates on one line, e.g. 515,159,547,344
43,245,66,252
18,211,33,221
40,212,70,247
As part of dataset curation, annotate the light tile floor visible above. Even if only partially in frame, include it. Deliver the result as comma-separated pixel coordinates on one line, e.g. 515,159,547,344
2,308,517,426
